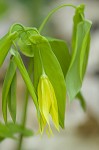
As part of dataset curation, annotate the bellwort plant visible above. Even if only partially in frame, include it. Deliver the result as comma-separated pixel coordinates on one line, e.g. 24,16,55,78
0,3,92,150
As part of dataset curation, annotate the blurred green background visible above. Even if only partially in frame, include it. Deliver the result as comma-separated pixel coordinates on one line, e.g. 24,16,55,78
0,0,54,37
0,0,99,150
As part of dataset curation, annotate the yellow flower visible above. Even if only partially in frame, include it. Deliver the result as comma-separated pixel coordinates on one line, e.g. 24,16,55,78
38,74,59,134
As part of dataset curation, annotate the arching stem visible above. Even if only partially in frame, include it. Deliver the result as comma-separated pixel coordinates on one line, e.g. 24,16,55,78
39,4,76,33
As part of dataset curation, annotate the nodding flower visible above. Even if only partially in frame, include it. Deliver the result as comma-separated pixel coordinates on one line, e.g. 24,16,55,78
37,74,59,134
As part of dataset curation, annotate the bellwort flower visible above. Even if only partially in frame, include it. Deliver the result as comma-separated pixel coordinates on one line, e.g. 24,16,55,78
38,74,59,134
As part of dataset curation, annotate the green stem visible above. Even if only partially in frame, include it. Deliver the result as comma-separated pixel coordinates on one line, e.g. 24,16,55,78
17,58,33,150
39,4,76,33
17,89,29,150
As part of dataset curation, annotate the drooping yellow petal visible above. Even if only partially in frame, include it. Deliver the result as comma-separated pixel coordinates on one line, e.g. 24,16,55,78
38,75,51,125
47,79,59,131
37,74,59,133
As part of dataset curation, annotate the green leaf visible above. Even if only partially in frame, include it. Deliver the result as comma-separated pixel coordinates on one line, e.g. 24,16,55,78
47,38,86,110
76,92,86,111
17,27,39,57
72,4,85,49
6,123,33,137
48,38,70,77
9,24,24,33
0,122,14,140
8,72,17,123
80,31,91,80
66,20,92,101
0,122,33,142
10,49,38,109
18,37,34,57
18,30,33,57
2,58,17,123
30,35,66,128
0,32,17,67
9,24,40,57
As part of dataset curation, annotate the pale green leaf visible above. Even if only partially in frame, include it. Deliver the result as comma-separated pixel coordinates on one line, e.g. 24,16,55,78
30,35,66,128
2,58,17,123
8,72,17,123
48,38,86,110
10,49,38,109
0,32,17,67
66,20,92,101
48,38,70,77
9,23,24,33
17,27,39,57
18,37,34,57
72,4,85,49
